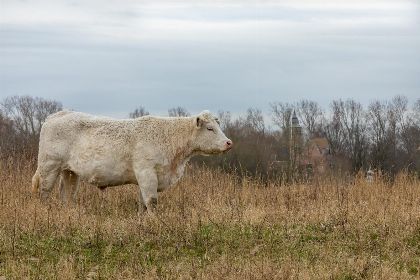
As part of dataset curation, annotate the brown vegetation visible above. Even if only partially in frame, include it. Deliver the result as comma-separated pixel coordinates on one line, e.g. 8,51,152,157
1,161,419,279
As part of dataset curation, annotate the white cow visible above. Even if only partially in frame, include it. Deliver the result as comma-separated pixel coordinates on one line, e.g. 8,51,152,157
32,110,232,211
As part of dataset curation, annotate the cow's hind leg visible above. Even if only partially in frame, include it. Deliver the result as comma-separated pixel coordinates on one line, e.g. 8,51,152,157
59,170,79,204
32,169,40,195
38,162,61,201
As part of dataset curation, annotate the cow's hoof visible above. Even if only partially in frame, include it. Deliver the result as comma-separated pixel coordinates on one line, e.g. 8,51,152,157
137,204,147,216
39,191,51,202
147,198,157,211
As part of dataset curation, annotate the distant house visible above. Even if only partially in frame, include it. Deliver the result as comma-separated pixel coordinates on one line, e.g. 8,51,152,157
301,137,332,174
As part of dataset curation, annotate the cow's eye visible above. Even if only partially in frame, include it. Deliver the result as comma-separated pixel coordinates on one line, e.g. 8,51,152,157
207,127,214,132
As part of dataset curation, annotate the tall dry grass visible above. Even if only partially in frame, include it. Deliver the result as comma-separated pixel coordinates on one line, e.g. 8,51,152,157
0,161,419,279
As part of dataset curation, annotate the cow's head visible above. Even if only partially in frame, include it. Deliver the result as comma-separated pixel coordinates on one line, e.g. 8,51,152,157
193,110,232,155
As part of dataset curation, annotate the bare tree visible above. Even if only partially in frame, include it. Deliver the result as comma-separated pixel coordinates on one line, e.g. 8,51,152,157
367,100,389,170
1,95,62,138
386,96,408,170
0,112,16,158
168,107,190,117
217,110,232,131
35,99,62,131
2,96,37,137
129,106,149,118
387,96,419,171
295,100,323,137
245,108,265,134
270,102,293,131
327,99,368,171
0,95,62,158
323,110,345,156
400,120,420,170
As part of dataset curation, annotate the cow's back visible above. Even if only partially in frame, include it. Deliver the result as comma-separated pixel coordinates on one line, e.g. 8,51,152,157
39,111,134,160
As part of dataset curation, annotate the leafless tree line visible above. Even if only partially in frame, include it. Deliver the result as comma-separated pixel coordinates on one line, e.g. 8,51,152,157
1,95,419,177
197,96,419,178
129,106,190,118
0,96,62,160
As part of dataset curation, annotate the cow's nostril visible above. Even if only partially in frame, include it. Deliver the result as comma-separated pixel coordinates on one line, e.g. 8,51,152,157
226,140,232,146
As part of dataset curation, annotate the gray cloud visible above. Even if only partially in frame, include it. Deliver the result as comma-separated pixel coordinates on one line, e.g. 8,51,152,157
0,0,419,118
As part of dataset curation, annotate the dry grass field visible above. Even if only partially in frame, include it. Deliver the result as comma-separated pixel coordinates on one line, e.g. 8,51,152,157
0,161,420,279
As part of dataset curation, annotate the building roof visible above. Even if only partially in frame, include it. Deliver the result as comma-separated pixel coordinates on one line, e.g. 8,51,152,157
291,110,300,127
309,137,329,150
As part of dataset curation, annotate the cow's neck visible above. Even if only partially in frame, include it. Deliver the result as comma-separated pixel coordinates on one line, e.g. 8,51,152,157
165,119,195,173
170,145,193,174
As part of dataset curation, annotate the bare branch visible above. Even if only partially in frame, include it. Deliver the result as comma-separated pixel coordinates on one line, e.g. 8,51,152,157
168,107,190,117
129,106,150,118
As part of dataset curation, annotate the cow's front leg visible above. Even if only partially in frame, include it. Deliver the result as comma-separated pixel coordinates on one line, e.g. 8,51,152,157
135,168,158,213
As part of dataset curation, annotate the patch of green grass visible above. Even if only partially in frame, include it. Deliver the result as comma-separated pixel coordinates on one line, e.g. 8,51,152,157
405,227,420,253
3,221,420,278
336,273,358,280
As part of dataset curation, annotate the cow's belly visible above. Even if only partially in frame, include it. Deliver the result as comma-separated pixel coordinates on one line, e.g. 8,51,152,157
68,155,136,187
84,170,136,187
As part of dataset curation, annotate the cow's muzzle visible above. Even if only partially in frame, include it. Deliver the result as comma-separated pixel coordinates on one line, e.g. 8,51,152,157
224,140,233,152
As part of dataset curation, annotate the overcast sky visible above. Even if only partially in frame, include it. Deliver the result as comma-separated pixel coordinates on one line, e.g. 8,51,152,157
0,0,419,118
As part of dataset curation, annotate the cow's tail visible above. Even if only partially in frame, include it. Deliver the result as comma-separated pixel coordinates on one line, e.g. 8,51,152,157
31,169,40,195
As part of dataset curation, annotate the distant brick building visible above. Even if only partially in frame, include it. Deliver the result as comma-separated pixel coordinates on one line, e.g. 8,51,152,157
301,137,332,174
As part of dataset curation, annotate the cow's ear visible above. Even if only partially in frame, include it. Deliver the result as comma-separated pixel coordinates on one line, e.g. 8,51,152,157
196,116,203,128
